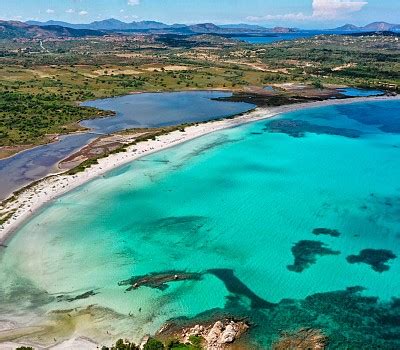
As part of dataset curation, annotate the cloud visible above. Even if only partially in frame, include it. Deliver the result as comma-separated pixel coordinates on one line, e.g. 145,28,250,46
66,9,75,14
247,13,308,21
128,0,140,5
247,0,368,22
46,9,55,14
313,0,367,19
79,10,88,16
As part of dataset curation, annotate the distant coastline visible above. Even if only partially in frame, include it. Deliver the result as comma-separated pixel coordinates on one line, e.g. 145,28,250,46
1,94,399,246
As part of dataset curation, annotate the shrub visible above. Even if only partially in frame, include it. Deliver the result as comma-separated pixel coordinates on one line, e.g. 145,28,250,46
144,338,165,350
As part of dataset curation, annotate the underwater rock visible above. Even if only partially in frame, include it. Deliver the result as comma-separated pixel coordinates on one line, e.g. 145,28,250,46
118,271,203,291
56,290,98,302
207,269,274,309
288,240,340,273
160,285,400,348
312,228,341,237
272,328,328,350
346,249,397,272
265,119,362,138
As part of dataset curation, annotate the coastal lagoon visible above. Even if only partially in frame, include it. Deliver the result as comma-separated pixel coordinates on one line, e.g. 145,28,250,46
81,91,254,132
0,91,254,199
1,100,400,348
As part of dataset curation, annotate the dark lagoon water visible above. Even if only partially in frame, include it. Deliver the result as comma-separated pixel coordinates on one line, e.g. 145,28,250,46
81,91,254,133
236,30,356,44
1,100,400,348
0,91,254,199
0,133,96,198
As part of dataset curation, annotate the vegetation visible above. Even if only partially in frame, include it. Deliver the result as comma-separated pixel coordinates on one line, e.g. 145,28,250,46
144,338,165,350
0,32,398,149
101,336,203,350
0,210,15,225
0,91,111,146
102,338,139,350
66,124,194,175
67,157,100,175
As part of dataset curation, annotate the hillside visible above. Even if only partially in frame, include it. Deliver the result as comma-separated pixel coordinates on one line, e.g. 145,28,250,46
0,21,105,39
334,21,400,31
335,24,360,31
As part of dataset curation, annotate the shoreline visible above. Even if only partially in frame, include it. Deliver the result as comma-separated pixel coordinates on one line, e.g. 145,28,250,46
1,94,399,246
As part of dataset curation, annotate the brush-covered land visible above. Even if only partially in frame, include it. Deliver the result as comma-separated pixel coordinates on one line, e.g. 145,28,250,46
0,32,399,148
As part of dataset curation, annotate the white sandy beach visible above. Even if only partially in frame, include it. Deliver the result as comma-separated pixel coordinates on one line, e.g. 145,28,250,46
0,94,399,248
0,337,98,350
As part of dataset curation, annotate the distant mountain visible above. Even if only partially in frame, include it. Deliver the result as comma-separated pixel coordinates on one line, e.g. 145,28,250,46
91,19,170,30
332,22,400,32
335,24,360,31
25,18,296,35
84,18,131,30
27,20,81,28
187,23,222,33
27,18,170,31
27,19,177,31
0,20,105,39
364,22,399,31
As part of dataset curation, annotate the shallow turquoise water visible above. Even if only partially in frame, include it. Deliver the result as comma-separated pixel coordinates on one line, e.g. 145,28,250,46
1,100,400,348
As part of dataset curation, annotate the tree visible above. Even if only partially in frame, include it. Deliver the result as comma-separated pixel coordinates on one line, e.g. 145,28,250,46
144,338,165,350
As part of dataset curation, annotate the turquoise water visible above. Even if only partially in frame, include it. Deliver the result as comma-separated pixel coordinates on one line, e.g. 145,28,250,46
1,100,400,348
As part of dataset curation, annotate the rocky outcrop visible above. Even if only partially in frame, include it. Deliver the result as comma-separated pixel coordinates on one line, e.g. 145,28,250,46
158,319,249,350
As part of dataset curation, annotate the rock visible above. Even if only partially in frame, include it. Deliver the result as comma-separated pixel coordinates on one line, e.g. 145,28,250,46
157,318,249,349
205,321,223,345
139,335,150,350
220,324,236,344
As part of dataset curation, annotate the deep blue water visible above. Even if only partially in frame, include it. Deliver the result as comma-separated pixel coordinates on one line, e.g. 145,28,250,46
236,30,357,44
337,87,385,97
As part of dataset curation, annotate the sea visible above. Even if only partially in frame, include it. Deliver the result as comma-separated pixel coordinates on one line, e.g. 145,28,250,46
1,99,399,348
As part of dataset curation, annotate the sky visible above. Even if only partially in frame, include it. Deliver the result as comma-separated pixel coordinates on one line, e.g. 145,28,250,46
0,0,399,28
